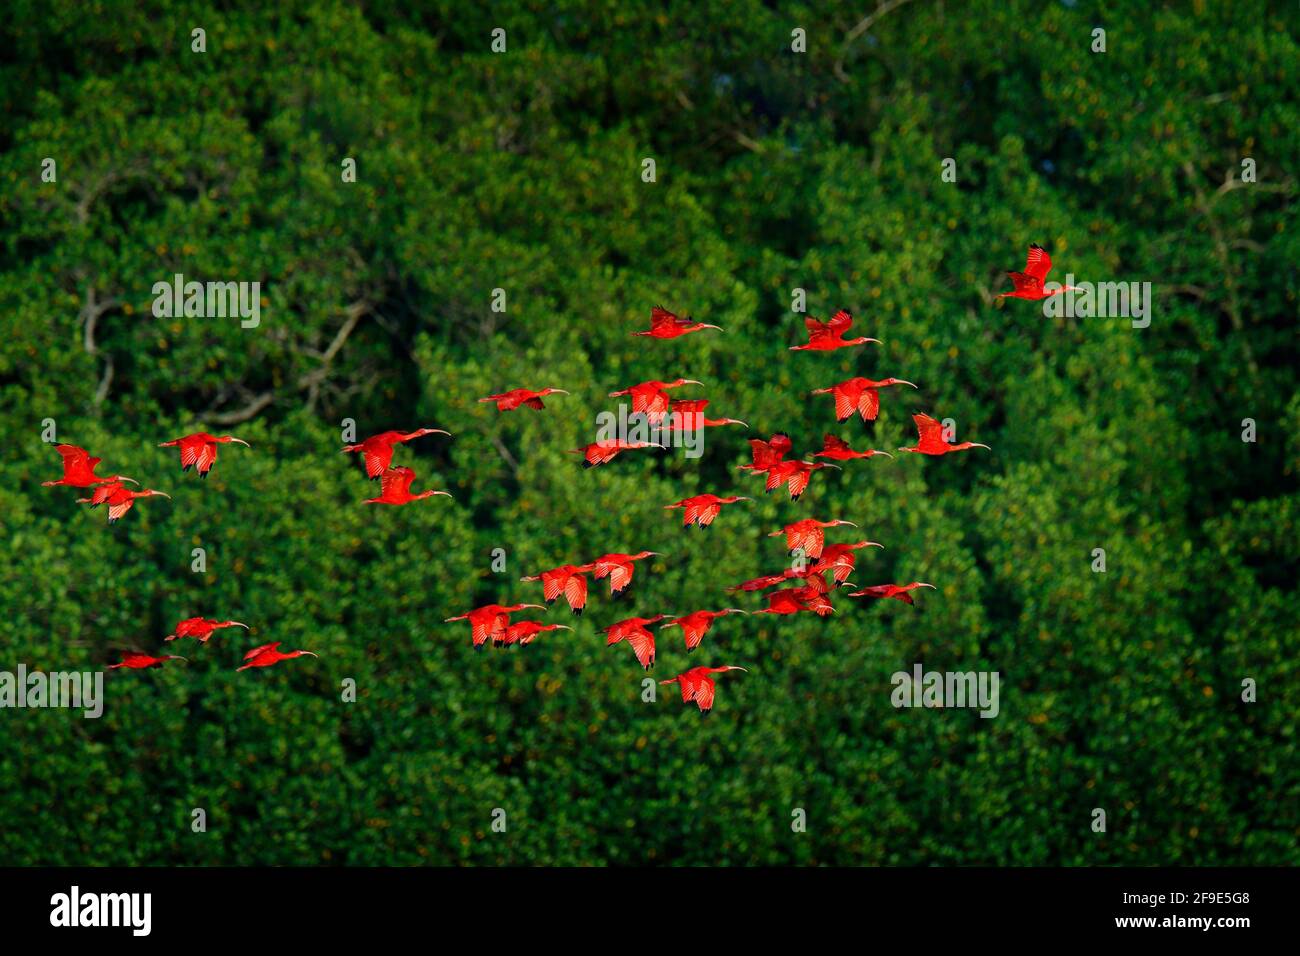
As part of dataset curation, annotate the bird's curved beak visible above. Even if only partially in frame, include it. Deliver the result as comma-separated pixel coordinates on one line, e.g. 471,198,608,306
728,666,749,672
701,324,723,331
918,583,937,590
726,609,748,615
822,464,842,470
231,622,249,629
301,651,320,658
172,656,190,663
843,521,859,527
155,492,173,500
434,491,454,497
555,625,573,632
523,604,546,610
970,443,991,450
898,380,918,389
117,476,140,485
683,380,703,386
864,338,883,344
551,389,570,395
737,497,752,501
230,439,251,447
866,542,884,549
873,451,895,459
729,420,749,428
427,429,452,436
648,552,663,557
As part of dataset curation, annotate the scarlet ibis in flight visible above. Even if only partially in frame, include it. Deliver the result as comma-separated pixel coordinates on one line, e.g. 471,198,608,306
444,603,546,649
501,621,572,646
811,377,916,423
790,310,880,351
664,494,750,529
813,541,884,586
764,460,839,500
604,615,668,670
996,243,1080,301
811,435,893,462
632,306,722,339
363,466,452,505
660,609,747,652
899,414,990,456
107,652,188,670
158,432,250,477
755,585,834,616
520,564,591,615
165,617,249,643
77,485,170,524
607,379,703,418
342,428,451,480
847,582,936,606
660,665,748,715
41,444,136,488
478,387,570,411
569,440,665,468
237,642,319,671
663,399,747,431
768,518,858,560
737,433,793,474
583,552,661,597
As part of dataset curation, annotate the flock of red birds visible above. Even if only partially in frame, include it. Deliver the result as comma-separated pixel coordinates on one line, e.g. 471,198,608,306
439,244,1059,714
44,245,1062,709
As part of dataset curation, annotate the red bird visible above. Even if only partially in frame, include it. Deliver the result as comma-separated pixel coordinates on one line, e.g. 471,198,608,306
632,306,722,339
107,652,187,670
568,440,665,468
811,376,917,423
768,518,858,560
737,433,793,474
342,428,451,480
165,617,249,643
660,609,747,652
764,459,840,500
519,564,591,615
500,621,573,646
790,310,880,351
755,585,834,616
812,541,884,586
847,582,936,606
660,665,748,715
996,243,1079,301
77,485,170,523
582,552,661,597
664,494,750,529
364,466,452,505
478,387,569,411
607,378,703,418
604,615,668,670
237,641,319,671
158,432,250,477
811,435,893,462
663,399,747,431
444,603,546,649
42,444,136,489
899,414,990,456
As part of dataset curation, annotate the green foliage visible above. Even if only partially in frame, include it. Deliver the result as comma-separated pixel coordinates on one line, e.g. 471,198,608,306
0,1,1296,865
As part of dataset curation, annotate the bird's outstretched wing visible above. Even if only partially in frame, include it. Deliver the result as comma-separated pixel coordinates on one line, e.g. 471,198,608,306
912,413,945,446
827,310,853,334
244,641,281,660
822,435,852,454
1024,243,1052,282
